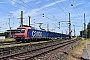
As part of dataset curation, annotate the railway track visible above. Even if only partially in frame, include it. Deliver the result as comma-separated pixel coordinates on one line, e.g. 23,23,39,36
0,42,20,46
0,39,81,60
0,39,61,46
0,39,66,57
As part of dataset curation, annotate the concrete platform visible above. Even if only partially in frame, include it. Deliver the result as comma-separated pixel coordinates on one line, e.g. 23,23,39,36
81,41,90,60
87,44,90,59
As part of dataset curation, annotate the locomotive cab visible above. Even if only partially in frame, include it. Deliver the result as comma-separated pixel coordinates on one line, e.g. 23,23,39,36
14,27,29,42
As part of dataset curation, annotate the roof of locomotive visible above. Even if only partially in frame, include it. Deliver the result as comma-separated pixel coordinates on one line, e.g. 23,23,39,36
18,25,35,29
18,25,47,31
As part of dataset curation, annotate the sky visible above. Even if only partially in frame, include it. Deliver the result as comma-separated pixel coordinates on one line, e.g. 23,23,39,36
0,0,90,36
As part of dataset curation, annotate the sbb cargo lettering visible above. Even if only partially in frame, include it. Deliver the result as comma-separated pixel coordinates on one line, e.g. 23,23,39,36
32,31,42,37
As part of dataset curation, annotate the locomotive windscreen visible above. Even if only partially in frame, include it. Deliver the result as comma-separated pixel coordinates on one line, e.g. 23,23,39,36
16,28,25,33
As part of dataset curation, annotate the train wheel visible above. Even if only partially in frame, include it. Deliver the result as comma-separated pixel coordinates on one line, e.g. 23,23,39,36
16,39,20,42
25,39,29,43
21,40,25,43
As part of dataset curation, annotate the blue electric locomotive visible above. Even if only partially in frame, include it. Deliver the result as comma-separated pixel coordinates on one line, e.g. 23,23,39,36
14,26,69,42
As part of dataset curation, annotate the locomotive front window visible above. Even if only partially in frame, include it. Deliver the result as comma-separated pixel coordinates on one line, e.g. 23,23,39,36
17,28,25,33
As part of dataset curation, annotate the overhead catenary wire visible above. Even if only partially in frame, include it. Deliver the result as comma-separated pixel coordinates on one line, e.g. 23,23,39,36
73,0,83,19
52,0,67,16
68,0,82,19
59,0,69,13
68,0,84,34
52,0,70,30
11,0,60,29
19,0,59,28
16,0,56,19
35,0,58,23
11,0,32,10
35,0,69,23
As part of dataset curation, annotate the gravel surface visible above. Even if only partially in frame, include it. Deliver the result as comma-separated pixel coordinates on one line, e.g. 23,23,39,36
0,39,68,58
0,38,81,60
32,39,81,60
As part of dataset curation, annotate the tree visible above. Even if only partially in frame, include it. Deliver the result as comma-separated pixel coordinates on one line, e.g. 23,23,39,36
0,32,8,38
87,22,90,38
80,30,84,37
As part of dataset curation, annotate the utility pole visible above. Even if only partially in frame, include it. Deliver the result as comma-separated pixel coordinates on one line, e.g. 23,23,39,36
58,13,71,39
18,11,24,27
62,30,63,34
59,22,60,29
69,13,71,39
28,16,30,26
65,29,68,34
47,24,49,31
9,18,10,30
9,18,11,37
73,25,75,37
84,13,86,38
21,11,23,27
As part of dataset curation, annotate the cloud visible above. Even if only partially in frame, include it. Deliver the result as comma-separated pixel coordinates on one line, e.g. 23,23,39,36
10,0,36,5
10,0,17,5
9,0,66,21
23,0,30,3
0,2,7,4
23,0,36,3
36,1,41,4
10,9,25,18
41,0,65,9
9,8,39,19
88,2,90,5
46,0,50,1
33,0,66,12
74,1,84,7
24,9,39,17
30,0,36,2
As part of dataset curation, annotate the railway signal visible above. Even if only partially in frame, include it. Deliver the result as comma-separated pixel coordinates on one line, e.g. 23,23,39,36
42,13,44,17
71,0,74,6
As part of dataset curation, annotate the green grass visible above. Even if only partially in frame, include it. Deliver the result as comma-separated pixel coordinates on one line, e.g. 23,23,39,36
0,40,49,48
0,38,15,43
0,41,46,48
0,43,30,48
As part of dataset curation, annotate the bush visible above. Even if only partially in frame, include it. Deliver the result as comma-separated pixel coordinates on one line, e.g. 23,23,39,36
0,32,8,38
